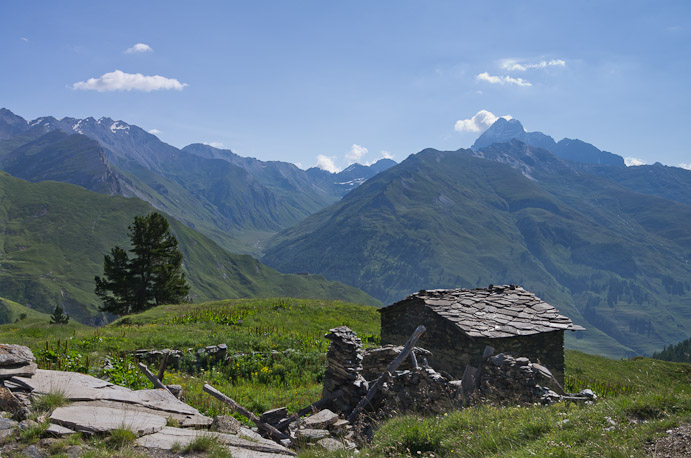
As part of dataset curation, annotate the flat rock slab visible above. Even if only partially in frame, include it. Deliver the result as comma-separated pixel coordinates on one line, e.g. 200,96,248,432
136,426,295,456
50,405,166,436
68,400,212,428
13,370,208,419
0,345,35,366
0,362,37,379
303,409,339,429
46,424,76,436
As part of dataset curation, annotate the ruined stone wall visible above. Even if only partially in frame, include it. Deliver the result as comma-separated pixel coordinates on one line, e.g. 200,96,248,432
380,301,566,384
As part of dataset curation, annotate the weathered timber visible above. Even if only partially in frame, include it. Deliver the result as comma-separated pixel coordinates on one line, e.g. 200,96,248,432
347,325,426,422
203,384,288,443
156,352,169,384
137,362,172,394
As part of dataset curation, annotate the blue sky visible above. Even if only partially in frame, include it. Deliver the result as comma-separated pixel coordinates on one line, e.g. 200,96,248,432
2,1,690,170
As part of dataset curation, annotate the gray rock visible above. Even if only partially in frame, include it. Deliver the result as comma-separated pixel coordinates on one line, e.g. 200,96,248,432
50,405,167,435
136,426,295,456
212,414,242,434
303,409,339,429
0,362,37,379
0,428,15,441
295,428,330,441
22,444,45,458
316,437,345,451
14,370,211,426
65,445,83,458
0,417,18,430
0,345,35,366
46,423,75,436
18,419,38,431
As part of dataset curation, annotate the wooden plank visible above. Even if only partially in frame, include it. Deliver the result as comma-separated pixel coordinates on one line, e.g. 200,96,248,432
347,325,426,423
203,384,288,443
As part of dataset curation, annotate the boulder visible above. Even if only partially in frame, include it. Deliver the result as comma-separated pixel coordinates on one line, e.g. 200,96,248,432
50,405,167,435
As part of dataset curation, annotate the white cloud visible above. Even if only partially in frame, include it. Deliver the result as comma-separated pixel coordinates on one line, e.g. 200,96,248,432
20,37,29,42
476,72,531,87
148,129,161,135
454,110,512,133
315,155,340,173
125,43,153,54
500,59,566,72
625,157,646,167
203,141,224,148
72,70,188,92
380,151,394,160
346,144,369,163
294,162,304,170
678,163,691,170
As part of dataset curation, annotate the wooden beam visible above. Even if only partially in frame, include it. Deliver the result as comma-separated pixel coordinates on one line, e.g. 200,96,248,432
347,325,426,423
156,352,170,384
203,383,288,443
138,362,172,394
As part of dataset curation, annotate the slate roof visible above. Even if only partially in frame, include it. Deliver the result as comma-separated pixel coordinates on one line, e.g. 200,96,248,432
383,284,585,338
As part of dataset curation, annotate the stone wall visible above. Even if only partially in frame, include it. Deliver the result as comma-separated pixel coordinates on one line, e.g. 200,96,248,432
380,300,566,384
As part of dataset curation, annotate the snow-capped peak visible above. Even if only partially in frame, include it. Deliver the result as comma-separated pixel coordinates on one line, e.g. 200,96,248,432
110,121,130,134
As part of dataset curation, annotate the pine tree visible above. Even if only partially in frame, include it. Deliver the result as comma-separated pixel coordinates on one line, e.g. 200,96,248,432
95,212,190,316
49,305,69,325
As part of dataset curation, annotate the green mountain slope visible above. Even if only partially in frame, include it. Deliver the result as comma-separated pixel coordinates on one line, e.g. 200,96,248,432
263,143,691,358
0,172,378,325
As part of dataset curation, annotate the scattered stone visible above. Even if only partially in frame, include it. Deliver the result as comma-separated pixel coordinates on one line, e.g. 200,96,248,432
166,384,183,399
295,428,330,442
50,405,167,435
0,417,18,430
18,419,38,431
211,415,242,434
0,345,35,366
45,423,75,436
21,444,44,458
0,362,37,380
0,387,29,418
316,437,345,451
302,409,339,429
0,428,15,441
65,445,83,458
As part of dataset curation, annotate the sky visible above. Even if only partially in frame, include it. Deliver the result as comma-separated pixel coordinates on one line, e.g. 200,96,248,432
1,1,690,171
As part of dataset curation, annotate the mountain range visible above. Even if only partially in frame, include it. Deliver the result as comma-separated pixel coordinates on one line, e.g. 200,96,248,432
263,121,691,357
0,108,396,255
1,108,689,358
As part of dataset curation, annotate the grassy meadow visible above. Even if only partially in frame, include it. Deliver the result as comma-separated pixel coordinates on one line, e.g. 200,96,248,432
0,297,689,457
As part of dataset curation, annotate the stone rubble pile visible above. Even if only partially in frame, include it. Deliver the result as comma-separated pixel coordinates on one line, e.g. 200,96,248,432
477,353,561,404
361,345,433,381
377,366,460,417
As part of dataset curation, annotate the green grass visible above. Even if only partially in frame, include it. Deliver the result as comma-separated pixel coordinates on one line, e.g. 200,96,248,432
0,297,379,418
31,390,69,414
0,171,379,325
106,427,137,449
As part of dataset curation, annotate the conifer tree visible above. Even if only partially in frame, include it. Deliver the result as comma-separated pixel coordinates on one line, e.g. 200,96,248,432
95,212,190,316
49,305,69,324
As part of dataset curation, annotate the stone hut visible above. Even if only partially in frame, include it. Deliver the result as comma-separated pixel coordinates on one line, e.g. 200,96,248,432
379,285,584,384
